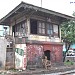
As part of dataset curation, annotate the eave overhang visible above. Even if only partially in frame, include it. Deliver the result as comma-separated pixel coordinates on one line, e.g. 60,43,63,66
0,1,74,25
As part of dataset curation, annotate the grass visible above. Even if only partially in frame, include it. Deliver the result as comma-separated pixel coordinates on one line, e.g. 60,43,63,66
64,60,74,65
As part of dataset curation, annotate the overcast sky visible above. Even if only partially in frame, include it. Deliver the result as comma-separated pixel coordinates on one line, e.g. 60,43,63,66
0,0,75,19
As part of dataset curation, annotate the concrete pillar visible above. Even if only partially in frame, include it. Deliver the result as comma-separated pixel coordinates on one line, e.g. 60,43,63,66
0,38,7,69
9,26,12,35
26,17,30,35
59,27,61,41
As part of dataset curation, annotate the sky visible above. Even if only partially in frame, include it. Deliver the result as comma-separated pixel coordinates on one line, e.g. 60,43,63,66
0,0,75,36
0,0,75,19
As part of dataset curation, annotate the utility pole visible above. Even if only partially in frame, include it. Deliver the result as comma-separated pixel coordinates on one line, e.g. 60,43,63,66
41,0,42,7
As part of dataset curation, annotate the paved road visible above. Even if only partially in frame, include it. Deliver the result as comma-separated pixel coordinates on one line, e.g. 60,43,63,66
44,74,75,75
0,65,75,75
32,73,75,75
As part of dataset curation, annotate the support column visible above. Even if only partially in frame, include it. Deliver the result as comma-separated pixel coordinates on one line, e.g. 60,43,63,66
26,17,30,35
9,26,12,35
59,26,61,41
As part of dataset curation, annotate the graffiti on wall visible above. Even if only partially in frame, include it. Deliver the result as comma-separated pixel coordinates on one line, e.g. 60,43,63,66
15,48,24,56
15,44,27,70
15,48,24,68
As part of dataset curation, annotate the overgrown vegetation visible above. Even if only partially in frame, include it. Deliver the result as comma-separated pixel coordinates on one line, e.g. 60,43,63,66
64,60,74,65
61,20,75,51
61,15,75,61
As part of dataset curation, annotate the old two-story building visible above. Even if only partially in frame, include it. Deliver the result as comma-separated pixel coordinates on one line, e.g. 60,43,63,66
0,2,73,70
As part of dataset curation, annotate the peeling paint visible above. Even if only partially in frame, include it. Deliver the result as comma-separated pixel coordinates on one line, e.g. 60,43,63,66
15,44,27,70
51,45,63,62
27,44,43,67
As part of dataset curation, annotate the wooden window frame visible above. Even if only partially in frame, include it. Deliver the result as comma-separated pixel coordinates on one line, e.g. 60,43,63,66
14,20,26,37
38,21,46,35
46,23,53,35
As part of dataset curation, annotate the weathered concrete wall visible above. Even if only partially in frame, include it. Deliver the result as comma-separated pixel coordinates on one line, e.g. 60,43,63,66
29,34,61,42
27,44,43,68
43,44,63,62
6,49,14,69
0,37,7,69
27,44,63,64
15,44,27,70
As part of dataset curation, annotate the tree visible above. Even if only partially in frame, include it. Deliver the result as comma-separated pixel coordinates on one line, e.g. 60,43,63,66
61,19,75,61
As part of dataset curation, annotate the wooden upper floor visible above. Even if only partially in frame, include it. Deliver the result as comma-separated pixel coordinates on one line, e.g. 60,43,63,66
0,2,74,43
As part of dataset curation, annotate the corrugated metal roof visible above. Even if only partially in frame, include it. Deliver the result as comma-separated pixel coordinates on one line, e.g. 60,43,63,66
0,1,74,25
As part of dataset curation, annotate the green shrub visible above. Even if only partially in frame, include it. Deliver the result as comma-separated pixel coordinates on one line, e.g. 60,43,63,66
64,60,74,65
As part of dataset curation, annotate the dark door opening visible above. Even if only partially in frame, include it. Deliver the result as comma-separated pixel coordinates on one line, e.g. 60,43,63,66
12,25,15,36
44,50,50,60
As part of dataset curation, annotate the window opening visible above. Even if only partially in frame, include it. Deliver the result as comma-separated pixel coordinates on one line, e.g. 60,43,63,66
46,23,53,35
13,21,26,37
38,22,45,34
30,19,37,34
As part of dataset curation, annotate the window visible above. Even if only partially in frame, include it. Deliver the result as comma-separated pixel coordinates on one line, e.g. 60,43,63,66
38,22,45,34
30,19,37,34
13,21,26,37
15,22,25,32
46,23,53,35
30,19,54,35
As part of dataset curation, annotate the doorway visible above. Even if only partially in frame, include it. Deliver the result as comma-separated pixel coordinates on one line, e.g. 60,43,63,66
44,50,50,60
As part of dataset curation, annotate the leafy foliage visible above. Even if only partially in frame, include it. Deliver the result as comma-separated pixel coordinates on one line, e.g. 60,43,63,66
61,20,75,44
64,60,74,65
61,13,75,61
